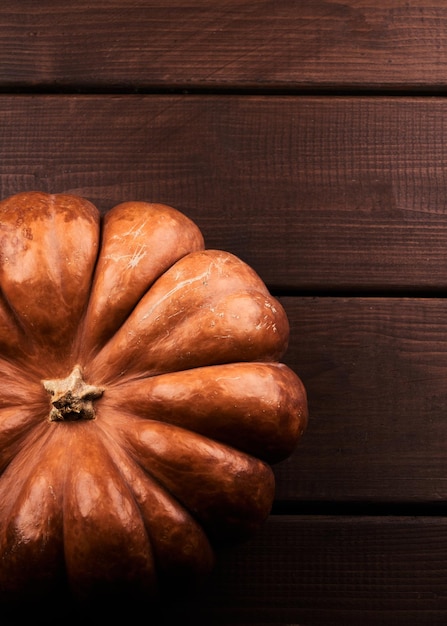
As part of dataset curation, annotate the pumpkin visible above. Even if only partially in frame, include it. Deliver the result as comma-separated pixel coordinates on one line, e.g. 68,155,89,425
0,191,307,612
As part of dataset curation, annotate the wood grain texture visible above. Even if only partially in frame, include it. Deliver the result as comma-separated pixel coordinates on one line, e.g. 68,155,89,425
2,95,447,291
2,1,447,92
274,297,447,504
154,516,447,625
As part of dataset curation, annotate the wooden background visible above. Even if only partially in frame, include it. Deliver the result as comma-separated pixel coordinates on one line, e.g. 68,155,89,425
3,1,447,624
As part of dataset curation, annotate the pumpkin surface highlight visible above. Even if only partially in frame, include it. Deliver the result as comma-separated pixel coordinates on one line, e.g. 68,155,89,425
0,191,308,609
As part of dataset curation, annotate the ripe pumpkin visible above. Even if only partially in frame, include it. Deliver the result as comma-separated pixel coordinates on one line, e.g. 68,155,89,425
0,191,307,610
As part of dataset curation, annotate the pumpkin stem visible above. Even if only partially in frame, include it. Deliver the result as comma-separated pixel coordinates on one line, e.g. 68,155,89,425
42,365,104,422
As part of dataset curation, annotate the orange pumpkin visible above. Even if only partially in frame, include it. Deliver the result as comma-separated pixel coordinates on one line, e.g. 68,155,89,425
0,191,307,610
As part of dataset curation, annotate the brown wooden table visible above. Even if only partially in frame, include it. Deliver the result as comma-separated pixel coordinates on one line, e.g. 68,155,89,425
3,1,447,623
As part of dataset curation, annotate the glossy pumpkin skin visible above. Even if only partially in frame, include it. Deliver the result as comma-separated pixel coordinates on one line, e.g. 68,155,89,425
0,191,307,608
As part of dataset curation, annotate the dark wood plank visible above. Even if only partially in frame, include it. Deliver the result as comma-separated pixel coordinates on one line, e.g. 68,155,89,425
274,297,447,505
3,95,447,291
148,516,447,625
2,1,447,92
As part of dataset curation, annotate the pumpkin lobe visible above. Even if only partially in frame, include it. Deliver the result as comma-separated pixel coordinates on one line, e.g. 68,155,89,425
42,365,104,422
